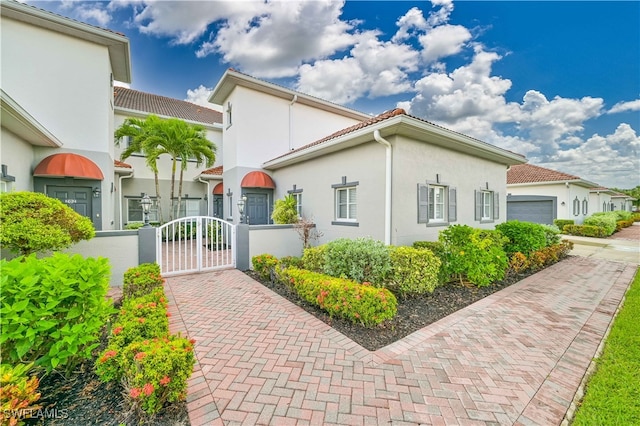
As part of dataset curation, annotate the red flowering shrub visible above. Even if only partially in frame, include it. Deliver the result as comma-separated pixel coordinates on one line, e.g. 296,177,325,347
279,267,397,326
251,254,279,281
123,263,164,299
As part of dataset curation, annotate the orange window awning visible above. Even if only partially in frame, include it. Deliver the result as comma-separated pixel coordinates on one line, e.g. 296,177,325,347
212,182,224,194
241,171,275,189
33,153,104,180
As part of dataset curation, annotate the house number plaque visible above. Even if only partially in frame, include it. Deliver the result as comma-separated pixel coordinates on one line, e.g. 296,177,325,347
64,199,77,204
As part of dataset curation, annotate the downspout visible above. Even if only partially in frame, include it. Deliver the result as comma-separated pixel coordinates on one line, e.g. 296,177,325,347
373,130,392,245
289,95,298,151
197,176,211,216
118,171,134,229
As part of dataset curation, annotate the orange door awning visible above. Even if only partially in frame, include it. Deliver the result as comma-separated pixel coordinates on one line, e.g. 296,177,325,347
212,182,224,194
33,153,104,180
241,171,275,189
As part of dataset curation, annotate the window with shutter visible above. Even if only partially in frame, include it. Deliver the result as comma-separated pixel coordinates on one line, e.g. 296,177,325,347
448,187,457,222
332,177,359,225
475,189,498,222
418,182,454,226
417,184,429,223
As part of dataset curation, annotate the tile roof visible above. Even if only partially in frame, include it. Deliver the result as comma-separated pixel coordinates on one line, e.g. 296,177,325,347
201,165,223,176
507,164,581,184
114,87,222,126
114,159,132,169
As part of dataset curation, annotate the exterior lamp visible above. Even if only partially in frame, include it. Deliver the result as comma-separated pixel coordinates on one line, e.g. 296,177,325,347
140,193,152,228
93,187,101,198
237,195,247,223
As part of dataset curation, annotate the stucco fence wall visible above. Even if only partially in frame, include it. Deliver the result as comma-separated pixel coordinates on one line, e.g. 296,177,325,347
248,224,307,261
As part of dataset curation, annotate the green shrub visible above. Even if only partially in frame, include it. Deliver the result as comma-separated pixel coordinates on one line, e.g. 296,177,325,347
633,213,640,222
120,336,195,415
495,220,548,256
412,241,448,283
563,224,608,238
387,247,441,297
0,254,113,374
271,195,299,224
123,263,164,299
323,237,391,284
0,363,42,426
439,225,508,287
554,219,574,229
280,268,397,326
251,254,279,281
125,222,145,230
540,224,562,246
279,256,304,269
301,245,326,272
0,191,95,255
508,241,574,274
584,213,617,235
612,210,633,221
615,219,634,231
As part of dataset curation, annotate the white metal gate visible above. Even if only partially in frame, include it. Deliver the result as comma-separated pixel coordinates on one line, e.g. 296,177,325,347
157,216,236,276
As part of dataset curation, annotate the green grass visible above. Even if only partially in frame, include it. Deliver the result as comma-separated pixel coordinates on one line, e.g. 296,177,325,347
572,268,640,425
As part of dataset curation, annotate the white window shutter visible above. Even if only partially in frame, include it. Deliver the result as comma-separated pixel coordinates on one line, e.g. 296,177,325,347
493,191,500,220
475,190,482,221
417,184,429,223
448,187,457,222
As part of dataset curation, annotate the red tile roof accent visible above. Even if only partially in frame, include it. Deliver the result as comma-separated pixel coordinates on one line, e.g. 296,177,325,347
201,165,223,176
212,182,224,194
241,171,275,189
114,159,132,169
34,153,104,180
114,87,222,125
507,164,580,184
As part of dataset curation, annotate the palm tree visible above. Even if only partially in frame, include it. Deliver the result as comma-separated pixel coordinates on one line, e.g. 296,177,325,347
115,115,166,223
176,126,216,218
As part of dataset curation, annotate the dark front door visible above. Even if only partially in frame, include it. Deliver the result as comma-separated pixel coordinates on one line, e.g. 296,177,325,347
245,193,269,225
47,186,93,219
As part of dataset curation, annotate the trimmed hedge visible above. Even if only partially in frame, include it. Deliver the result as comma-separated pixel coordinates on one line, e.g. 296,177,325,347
495,220,548,256
554,219,574,229
323,237,391,285
509,241,574,273
279,267,397,326
584,213,617,236
562,224,608,238
123,263,164,299
387,246,441,297
251,254,279,281
302,245,327,272
616,219,634,232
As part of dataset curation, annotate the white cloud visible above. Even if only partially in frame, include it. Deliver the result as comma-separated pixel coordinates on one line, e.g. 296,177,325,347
608,99,640,114
76,5,112,26
419,24,471,63
184,85,216,108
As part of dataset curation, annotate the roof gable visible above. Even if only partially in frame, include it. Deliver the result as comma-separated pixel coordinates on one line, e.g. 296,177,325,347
114,87,222,126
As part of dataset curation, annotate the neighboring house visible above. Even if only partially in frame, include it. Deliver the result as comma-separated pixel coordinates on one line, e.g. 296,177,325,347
506,164,598,224
0,0,131,230
112,87,223,228
209,69,527,245
610,191,635,212
589,186,616,214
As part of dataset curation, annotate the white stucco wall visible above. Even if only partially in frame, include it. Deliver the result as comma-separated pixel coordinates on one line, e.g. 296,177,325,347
248,225,305,259
589,192,613,213
0,129,35,191
508,182,591,223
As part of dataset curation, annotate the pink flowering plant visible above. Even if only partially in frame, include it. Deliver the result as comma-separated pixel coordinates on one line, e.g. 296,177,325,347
251,254,279,281
120,336,195,414
123,263,164,299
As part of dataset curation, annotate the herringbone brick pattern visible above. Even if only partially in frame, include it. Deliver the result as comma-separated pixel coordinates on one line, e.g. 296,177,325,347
164,257,636,426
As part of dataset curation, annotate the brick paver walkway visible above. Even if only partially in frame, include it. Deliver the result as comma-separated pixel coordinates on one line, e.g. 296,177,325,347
165,257,636,426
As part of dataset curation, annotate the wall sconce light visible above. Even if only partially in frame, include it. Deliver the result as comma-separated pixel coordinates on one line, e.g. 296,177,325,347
93,187,101,198
140,193,152,228
237,195,247,223
561,201,566,206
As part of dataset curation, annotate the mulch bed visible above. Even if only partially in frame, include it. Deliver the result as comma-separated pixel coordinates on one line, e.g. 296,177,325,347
246,264,547,351
26,258,565,425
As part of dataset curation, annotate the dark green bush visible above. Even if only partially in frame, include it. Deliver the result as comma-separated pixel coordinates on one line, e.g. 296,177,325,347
387,247,441,297
554,219,574,230
495,220,548,256
0,191,95,255
280,267,397,326
584,213,617,235
438,225,508,287
123,263,164,299
251,254,279,281
0,253,113,374
562,224,608,238
301,245,326,272
323,237,391,284
279,256,304,269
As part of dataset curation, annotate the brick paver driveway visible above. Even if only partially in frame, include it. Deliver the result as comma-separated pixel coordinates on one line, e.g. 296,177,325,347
165,257,636,426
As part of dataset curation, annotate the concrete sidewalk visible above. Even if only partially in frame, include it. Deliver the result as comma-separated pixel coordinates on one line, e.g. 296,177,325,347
562,222,640,264
165,256,637,425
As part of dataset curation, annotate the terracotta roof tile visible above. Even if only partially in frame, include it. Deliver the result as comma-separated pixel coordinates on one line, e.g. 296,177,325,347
507,164,581,184
114,159,132,169
114,87,222,125
201,165,223,176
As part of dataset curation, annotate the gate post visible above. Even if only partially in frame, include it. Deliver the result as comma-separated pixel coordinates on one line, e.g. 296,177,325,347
236,224,250,271
138,227,157,265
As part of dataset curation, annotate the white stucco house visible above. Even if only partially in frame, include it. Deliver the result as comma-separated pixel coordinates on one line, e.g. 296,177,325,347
507,164,600,224
2,2,530,247
1,0,131,230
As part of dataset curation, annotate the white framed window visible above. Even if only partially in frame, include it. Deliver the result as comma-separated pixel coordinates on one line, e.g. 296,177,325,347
127,197,159,223
482,191,492,220
474,188,499,223
336,187,357,221
0,180,11,193
582,198,588,215
293,193,302,216
418,182,457,225
175,199,200,218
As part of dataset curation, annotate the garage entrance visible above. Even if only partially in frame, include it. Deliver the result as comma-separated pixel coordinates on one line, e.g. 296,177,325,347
507,195,557,225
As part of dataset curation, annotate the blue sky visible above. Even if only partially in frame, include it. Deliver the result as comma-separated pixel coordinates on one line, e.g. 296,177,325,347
31,0,639,188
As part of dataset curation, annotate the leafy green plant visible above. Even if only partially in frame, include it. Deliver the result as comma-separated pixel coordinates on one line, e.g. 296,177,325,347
323,237,391,285
563,224,608,238
495,220,548,256
302,245,327,272
279,256,304,269
271,195,299,224
0,363,42,426
554,219,574,229
439,225,508,287
120,336,195,415
123,263,164,299
412,241,448,284
280,268,397,326
387,247,441,297
584,213,617,236
0,191,95,255
0,253,113,375
508,241,573,274
251,254,279,281
540,224,562,246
